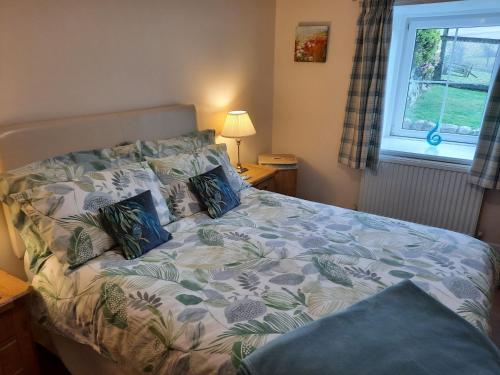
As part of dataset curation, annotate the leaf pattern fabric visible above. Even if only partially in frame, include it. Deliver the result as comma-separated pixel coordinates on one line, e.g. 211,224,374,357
159,179,204,220
0,143,141,203
99,191,172,260
0,130,214,273
190,165,240,218
147,143,249,220
12,162,172,268
0,143,141,272
30,188,499,374
136,129,215,158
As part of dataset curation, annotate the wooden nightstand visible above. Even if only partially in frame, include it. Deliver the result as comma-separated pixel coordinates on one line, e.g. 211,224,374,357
257,154,298,197
241,164,277,192
0,270,39,375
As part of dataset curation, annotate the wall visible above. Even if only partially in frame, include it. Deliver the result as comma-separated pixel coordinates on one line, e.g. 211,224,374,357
273,0,361,209
479,191,500,248
272,0,500,246
0,0,276,278
1,0,498,279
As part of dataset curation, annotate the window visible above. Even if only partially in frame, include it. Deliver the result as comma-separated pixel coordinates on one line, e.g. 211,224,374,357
382,0,500,164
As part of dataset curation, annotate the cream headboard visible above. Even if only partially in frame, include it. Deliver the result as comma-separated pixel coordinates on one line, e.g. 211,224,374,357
0,104,198,265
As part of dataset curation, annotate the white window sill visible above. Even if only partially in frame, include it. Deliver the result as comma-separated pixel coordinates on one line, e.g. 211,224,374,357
381,136,476,166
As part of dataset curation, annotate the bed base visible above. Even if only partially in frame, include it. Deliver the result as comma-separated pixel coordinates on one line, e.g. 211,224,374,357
33,323,134,375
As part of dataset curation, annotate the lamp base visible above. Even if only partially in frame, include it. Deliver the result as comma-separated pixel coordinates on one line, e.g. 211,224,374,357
236,164,248,174
235,140,248,173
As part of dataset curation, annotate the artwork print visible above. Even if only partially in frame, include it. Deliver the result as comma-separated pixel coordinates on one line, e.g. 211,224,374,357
295,24,329,63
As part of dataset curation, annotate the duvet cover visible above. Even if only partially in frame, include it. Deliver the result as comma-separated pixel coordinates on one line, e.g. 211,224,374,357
31,188,499,374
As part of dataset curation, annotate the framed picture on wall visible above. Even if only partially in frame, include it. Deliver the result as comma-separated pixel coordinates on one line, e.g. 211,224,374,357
294,24,330,63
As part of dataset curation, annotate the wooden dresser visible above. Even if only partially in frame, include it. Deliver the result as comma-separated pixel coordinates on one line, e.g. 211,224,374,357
0,270,39,375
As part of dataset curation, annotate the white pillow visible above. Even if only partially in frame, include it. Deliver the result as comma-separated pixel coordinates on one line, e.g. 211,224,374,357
147,143,249,220
12,162,172,268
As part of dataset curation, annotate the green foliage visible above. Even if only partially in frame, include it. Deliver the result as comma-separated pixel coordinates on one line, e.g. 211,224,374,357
100,200,164,259
457,300,489,330
413,29,441,78
406,85,487,129
61,212,103,230
100,263,180,283
231,341,256,368
313,256,353,287
180,279,204,291
190,170,239,218
67,227,93,266
144,308,188,373
355,214,389,231
99,283,128,329
389,270,415,279
176,294,203,305
259,196,281,207
213,312,313,345
197,228,224,246
262,289,303,311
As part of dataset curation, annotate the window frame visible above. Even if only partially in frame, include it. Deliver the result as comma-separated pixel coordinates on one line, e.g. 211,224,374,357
382,0,500,158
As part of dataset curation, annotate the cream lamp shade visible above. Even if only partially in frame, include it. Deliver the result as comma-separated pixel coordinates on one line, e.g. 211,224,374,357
221,110,256,173
221,111,256,139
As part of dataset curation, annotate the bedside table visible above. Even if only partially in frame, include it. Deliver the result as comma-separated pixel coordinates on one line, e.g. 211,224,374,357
241,164,277,192
0,270,39,374
258,154,298,197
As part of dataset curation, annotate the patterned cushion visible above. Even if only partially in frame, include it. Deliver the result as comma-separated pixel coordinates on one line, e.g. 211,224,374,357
190,166,240,218
136,129,215,158
99,191,172,260
157,178,204,220
0,144,141,272
147,143,249,220
12,162,172,268
0,143,141,203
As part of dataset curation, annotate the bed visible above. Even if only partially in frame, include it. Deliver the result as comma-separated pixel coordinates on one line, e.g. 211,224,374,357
0,104,498,375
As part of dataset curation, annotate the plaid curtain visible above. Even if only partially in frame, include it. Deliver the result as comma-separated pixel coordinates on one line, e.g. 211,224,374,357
338,0,394,170
469,71,500,189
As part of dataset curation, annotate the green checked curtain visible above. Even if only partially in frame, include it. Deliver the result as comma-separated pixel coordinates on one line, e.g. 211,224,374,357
338,0,394,170
470,71,500,189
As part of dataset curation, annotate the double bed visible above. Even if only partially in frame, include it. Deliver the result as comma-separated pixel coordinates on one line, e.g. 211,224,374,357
0,104,498,374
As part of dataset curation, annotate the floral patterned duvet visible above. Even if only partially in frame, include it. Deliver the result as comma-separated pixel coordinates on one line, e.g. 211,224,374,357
32,188,499,374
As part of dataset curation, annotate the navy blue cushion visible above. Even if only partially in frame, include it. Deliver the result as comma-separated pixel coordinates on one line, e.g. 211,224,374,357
99,190,172,259
189,165,240,218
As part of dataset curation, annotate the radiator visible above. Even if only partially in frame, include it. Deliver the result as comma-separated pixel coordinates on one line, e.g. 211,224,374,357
358,158,484,235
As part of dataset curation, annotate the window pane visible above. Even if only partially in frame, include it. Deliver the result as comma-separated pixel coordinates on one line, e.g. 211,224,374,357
441,26,500,85
410,28,446,81
402,82,445,132
402,25,500,140
440,84,487,135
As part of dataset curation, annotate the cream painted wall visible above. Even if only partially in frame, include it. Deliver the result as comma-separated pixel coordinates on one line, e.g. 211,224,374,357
272,0,500,246
478,190,500,247
0,0,275,278
272,0,361,209
0,0,498,279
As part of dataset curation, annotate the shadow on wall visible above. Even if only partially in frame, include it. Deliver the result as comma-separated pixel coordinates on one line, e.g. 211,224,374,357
479,190,500,247
0,208,24,279
296,157,361,207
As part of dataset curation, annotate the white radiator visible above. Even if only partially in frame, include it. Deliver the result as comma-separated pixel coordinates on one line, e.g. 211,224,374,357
358,157,484,235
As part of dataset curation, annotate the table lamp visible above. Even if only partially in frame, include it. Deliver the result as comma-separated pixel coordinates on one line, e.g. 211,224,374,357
221,110,256,173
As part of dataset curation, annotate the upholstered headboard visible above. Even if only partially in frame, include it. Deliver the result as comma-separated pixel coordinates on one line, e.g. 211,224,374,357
0,104,198,268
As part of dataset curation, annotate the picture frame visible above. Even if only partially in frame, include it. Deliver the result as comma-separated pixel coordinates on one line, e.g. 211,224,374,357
294,23,330,63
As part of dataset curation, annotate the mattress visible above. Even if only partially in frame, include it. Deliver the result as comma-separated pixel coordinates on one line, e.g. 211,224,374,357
30,188,499,374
